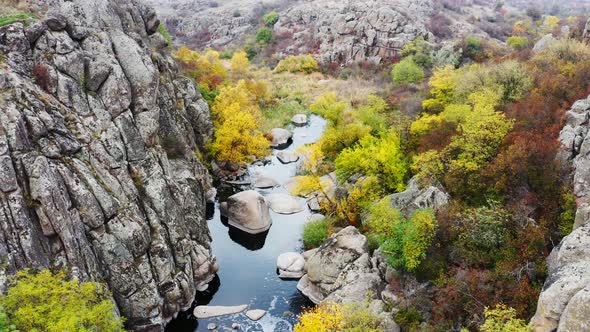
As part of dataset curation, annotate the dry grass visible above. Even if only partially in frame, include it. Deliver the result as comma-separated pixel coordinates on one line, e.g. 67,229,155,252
253,68,386,107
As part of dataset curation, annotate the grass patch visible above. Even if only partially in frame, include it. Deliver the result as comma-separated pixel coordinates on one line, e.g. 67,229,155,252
303,218,329,249
0,12,34,27
157,23,173,47
262,99,307,132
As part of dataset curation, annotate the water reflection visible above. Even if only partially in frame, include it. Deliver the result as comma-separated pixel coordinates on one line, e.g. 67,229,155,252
228,227,269,251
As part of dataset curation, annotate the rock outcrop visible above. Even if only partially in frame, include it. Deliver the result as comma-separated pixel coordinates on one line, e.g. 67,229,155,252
148,0,505,65
297,226,398,330
388,177,450,217
531,95,590,331
0,1,217,331
274,0,433,65
298,226,385,304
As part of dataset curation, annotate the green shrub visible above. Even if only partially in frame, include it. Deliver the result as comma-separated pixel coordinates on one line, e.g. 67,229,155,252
157,23,173,47
558,188,576,237
220,50,234,59
256,27,273,44
0,13,34,27
303,219,329,249
263,11,279,26
0,306,17,332
274,55,319,74
392,58,425,85
400,37,433,68
506,36,529,50
380,208,437,271
0,269,126,332
394,306,423,331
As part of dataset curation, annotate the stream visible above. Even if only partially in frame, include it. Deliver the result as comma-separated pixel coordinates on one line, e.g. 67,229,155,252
166,115,327,332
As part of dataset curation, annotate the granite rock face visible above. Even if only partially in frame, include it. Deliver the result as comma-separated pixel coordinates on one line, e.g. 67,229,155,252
148,0,503,65
531,95,590,331
274,0,433,65
0,1,217,331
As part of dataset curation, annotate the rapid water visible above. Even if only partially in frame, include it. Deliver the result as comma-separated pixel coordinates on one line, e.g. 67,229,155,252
166,115,327,332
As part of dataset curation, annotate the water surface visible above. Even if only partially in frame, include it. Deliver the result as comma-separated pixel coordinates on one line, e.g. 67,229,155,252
166,115,326,332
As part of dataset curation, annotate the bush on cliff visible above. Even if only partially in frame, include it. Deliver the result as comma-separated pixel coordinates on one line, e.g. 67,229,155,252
0,269,125,332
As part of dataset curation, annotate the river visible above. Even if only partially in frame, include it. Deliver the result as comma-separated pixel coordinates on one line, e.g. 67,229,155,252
166,115,327,332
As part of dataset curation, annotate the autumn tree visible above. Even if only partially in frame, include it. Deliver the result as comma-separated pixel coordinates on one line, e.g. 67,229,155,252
210,80,269,163
335,130,408,192
480,304,528,332
230,50,250,78
175,47,227,96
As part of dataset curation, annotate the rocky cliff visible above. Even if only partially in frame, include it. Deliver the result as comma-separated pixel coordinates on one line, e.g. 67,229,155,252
149,0,504,65
0,0,217,331
531,96,590,331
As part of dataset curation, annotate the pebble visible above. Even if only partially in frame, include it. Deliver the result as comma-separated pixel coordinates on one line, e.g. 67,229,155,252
207,322,217,330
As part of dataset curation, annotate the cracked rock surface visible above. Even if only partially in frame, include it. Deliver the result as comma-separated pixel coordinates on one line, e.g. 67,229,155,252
532,95,590,331
0,1,217,330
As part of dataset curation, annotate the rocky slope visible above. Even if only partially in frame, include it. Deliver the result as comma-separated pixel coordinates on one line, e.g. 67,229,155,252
149,0,504,65
145,0,287,49
531,96,590,331
0,0,217,330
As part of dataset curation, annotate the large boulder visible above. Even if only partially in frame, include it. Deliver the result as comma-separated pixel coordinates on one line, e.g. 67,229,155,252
533,34,557,53
220,190,272,234
269,128,293,149
297,226,385,304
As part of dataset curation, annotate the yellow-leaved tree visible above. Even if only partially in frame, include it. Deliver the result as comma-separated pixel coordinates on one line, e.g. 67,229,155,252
210,80,269,163
230,50,250,78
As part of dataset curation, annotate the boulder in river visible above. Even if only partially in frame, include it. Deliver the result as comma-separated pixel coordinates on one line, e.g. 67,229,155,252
277,151,299,164
277,252,306,279
253,176,280,189
220,190,272,234
265,193,305,214
245,309,267,321
194,304,248,318
269,128,293,149
291,114,308,126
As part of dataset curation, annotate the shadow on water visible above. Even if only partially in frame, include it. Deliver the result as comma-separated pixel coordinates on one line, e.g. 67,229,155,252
166,115,327,332
164,276,222,332
228,227,269,251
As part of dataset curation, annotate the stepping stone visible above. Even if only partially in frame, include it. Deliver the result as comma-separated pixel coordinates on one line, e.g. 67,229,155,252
269,128,293,149
245,309,267,321
266,193,305,214
253,176,279,189
277,151,299,164
193,304,248,318
291,114,308,126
